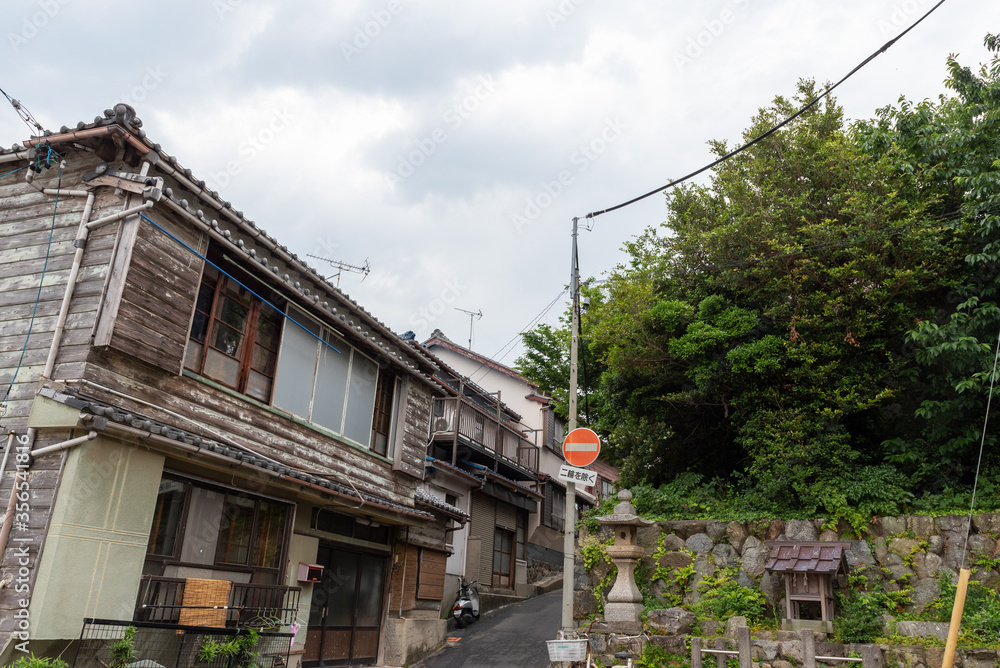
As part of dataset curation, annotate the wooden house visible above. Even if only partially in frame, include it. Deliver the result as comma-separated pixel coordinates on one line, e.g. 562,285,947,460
415,343,542,608
0,104,453,667
423,330,618,586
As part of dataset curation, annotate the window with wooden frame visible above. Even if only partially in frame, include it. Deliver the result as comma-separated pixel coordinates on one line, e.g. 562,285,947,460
515,510,527,560
542,481,565,532
144,475,291,585
492,527,515,588
185,263,283,403
371,370,397,457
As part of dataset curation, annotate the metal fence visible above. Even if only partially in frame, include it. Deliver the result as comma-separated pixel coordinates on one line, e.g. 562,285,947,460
134,576,301,627
72,618,294,668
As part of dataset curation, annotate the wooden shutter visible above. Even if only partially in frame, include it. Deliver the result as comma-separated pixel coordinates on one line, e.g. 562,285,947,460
417,548,447,600
389,544,419,612
471,492,495,585
95,215,203,374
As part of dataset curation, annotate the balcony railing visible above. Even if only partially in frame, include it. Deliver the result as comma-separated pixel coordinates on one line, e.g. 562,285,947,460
134,575,301,628
430,396,539,477
73,618,293,668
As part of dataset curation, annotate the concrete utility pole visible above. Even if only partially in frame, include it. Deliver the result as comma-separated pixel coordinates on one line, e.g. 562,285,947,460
561,217,581,632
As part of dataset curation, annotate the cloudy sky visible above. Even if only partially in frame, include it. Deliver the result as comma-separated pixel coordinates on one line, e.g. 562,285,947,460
1,0,995,366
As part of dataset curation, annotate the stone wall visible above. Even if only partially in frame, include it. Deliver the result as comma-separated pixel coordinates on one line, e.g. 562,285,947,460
576,513,1000,632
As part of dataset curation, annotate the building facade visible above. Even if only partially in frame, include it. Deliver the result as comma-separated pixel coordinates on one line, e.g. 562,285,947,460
422,330,619,585
0,104,451,667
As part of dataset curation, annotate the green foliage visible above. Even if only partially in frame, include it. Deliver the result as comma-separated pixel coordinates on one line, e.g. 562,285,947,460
637,642,687,668
518,36,1000,519
926,573,1000,645
834,590,885,644
108,626,138,668
695,568,766,625
197,629,260,667
10,656,68,668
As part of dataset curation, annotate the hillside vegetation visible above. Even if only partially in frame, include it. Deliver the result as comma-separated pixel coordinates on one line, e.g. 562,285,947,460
518,35,1000,531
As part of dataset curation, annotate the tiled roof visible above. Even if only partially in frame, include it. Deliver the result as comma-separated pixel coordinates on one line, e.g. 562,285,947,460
3,104,438,385
43,386,432,520
764,542,851,575
424,329,536,387
415,487,469,520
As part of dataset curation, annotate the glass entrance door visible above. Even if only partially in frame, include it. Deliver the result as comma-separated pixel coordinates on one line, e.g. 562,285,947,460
304,545,386,666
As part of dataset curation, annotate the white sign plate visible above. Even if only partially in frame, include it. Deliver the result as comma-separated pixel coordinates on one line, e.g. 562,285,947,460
558,464,597,486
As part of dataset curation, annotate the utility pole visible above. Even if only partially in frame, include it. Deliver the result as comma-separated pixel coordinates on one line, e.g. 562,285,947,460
561,217,581,633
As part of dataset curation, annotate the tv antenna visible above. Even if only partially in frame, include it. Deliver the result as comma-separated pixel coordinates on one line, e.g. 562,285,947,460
454,308,483,350
307,255,371,288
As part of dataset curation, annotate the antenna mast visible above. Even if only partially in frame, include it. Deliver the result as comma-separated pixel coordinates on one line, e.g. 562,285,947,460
306,255,371,288
454,307,483,350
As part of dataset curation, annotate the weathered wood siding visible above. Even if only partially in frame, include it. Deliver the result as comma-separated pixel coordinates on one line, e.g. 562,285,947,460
93,210,202,374
84,343,427,509
0,429,70,637
397,380,432,479
0,156,122,432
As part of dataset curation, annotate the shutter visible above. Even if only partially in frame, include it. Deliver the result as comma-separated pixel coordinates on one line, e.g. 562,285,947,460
471,492,495,585
95,216,203,374
496,500,516,530
417,548,447,600
546,408,556,449
389,544,419,612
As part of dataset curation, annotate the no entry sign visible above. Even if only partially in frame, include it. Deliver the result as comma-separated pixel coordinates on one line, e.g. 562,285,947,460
562,427,600,467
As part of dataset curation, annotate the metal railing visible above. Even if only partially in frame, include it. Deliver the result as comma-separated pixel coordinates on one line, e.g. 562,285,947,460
134,575,301,628
73,618,293,668
431,396,539,475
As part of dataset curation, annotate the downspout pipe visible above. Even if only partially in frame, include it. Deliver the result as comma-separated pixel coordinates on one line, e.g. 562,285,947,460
25,164,90,198
30,430,97,458
41,196,155,381
42,191,94,380
0,152,29,165
0,429,30,565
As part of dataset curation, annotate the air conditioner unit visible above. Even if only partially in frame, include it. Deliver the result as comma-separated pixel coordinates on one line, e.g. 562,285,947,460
433,417,450,433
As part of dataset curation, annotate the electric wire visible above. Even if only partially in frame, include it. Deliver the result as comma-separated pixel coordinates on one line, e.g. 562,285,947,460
0,85,45,137
467,287,568,385
582,0,948,222
138,212,342,356
959,324,1000,570
604,201,1000,282
1,160,65,422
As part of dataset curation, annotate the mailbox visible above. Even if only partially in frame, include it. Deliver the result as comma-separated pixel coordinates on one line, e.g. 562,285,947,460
297,562,324,582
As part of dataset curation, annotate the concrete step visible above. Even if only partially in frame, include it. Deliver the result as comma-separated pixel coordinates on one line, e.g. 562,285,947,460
532,574,563,594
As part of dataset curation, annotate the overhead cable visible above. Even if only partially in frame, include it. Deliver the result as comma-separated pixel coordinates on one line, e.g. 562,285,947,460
583,0,948,222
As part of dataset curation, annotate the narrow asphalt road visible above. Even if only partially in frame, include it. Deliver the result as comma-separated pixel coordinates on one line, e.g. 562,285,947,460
415,590,562,668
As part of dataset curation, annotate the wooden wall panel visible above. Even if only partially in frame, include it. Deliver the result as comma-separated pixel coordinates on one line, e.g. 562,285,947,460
417,548,447,601
98,214,202,375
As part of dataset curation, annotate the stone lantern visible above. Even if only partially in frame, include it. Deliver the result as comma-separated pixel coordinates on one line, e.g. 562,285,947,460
596,489,653,633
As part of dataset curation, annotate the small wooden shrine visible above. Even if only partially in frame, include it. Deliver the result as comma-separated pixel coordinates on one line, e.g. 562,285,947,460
764,541,851,633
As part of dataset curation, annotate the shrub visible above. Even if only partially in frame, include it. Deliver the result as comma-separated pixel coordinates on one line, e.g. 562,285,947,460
696,568,766,625
10,655,68,668
834,590,884,643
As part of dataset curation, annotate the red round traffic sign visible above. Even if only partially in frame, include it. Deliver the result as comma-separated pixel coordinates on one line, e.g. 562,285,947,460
563,427,601,467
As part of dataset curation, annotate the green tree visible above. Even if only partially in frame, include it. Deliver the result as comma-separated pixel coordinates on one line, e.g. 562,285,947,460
591,74,970,519
515,283,607,429
857,34,1000,489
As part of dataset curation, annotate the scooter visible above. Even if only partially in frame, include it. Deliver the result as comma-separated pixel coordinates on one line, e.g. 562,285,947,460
451,579,480,628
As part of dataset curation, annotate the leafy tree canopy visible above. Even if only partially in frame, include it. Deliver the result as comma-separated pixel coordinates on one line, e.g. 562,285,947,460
518,36,1000,525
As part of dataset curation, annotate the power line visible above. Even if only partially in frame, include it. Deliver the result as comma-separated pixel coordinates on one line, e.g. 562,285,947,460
466,288,569,384
0,85,46,137
1,160,65,422
583,0,948,222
